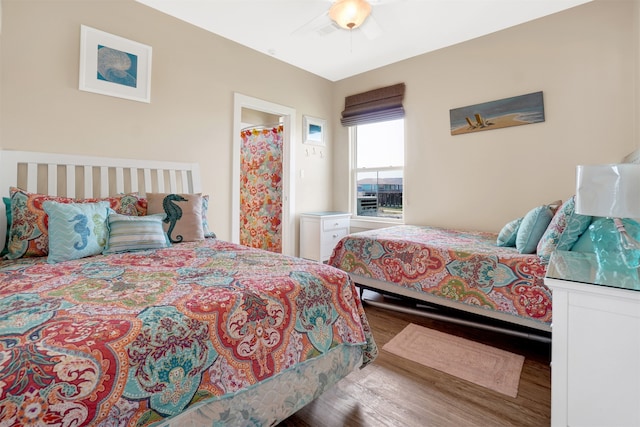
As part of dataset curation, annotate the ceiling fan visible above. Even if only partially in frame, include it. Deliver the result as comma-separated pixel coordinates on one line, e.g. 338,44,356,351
292,0,402,40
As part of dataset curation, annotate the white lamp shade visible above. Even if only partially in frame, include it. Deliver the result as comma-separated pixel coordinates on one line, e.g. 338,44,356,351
329,0,372,30
576,164,640,218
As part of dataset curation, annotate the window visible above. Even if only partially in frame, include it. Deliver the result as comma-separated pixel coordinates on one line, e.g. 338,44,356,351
352,119,404,220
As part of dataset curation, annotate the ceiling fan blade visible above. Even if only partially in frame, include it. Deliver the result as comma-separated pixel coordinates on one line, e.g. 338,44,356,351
360,13,383,40
369,0,405,4
291,11,338,37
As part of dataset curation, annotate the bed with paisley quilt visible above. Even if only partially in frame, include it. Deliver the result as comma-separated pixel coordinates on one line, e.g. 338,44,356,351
0,150,377,426
328,224,552,333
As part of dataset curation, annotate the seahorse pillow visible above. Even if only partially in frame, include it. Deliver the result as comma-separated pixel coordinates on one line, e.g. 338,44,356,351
43,201,112,263
146,193,204,243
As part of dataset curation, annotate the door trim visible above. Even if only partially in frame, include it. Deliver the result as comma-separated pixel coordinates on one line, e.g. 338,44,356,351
232,93,296,256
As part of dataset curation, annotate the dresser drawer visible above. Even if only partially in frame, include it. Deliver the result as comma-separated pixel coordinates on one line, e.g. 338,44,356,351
320,228,349,260
322,217,350,232
300,212,351,263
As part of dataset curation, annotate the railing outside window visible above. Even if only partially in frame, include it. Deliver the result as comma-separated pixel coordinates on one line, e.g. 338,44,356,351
356,168,403,219
352,119,404,221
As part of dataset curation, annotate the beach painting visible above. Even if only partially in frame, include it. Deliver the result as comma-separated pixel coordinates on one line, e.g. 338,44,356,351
449,91,544,136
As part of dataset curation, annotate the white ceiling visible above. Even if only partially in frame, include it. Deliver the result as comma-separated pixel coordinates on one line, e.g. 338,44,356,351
136,0,593,82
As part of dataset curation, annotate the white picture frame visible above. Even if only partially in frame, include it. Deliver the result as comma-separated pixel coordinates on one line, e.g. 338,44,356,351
79,25,152,103
303,115,326,146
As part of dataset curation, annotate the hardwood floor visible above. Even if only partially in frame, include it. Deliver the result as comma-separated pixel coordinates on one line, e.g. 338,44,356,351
279,291,551,427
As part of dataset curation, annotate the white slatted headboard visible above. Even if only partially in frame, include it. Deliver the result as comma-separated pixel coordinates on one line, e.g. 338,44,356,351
0,150,202,253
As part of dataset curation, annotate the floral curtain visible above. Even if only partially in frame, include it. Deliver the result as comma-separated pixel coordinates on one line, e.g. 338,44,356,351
240,125,283,253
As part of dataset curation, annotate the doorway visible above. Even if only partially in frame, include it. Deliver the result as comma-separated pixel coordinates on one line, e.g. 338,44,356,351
232,93,296,256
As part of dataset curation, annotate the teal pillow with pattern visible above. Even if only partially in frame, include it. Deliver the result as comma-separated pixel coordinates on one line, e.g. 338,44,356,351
43,201,112,263
537,196,592,263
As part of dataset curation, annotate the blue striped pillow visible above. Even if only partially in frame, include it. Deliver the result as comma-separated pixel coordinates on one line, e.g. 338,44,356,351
103,213,171,254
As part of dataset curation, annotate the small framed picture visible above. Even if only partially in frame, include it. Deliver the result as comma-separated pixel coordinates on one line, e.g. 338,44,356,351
79,25,152,103
303,115,326,146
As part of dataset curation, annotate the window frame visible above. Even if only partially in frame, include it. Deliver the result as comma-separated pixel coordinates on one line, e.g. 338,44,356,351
349,120,405,224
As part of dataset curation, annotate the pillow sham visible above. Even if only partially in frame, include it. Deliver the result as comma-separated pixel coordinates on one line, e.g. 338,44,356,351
43,201,112,263
5,188,79,259
146,193,205,243
109,193,147,216
496,217,523,247
536,196,592,263
103,213,170,254
3,188,146,260
516,204,555,254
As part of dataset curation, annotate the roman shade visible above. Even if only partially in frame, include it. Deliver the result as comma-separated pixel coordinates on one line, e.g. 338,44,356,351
340,83,405,126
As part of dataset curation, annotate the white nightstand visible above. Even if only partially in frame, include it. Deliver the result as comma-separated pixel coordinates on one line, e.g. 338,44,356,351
299,212,351,262
544,250,640,427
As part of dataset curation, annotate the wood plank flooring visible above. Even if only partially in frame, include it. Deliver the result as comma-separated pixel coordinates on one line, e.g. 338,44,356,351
279,291,551,427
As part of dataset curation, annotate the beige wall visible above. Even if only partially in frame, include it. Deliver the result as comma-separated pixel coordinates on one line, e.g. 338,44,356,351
0,0,335,246
333,0,638,232
1,0,638,248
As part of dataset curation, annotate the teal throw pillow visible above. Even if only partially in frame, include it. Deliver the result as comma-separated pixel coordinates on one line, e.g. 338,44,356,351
103,213,171,254
570,227,596,253
497,217,523,247
1,197,11,257
516,205,555,254
536,196,592,263
43,201,112,263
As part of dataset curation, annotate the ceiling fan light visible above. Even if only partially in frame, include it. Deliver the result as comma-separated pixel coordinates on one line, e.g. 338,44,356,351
329,0,372,30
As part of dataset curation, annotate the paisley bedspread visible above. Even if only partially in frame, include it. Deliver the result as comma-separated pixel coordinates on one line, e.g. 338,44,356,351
328,225,551,328
0,239,377,426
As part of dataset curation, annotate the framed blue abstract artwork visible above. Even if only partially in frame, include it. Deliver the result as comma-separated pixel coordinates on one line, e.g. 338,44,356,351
79,25,152,103
303,115,326,146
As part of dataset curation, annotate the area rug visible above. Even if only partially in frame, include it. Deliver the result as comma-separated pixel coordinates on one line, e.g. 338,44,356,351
382,323,524,398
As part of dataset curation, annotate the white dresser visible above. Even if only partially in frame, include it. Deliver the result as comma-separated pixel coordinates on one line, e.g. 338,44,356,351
545,251,640,427
299,212,351,263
